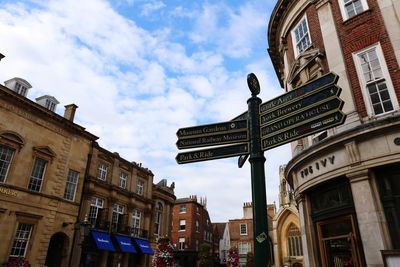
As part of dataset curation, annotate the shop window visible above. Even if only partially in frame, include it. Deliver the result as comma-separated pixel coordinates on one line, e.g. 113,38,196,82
0,144,15,183
63,169,79,201
10,223,33,257
119,171,128,189
376,167,400,249
339,0,368,21
291,15,312,57
353,44,398,117
240,224,247,235
28,158,47,192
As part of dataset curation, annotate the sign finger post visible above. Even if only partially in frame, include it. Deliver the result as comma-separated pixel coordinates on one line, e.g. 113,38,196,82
175,72,346,267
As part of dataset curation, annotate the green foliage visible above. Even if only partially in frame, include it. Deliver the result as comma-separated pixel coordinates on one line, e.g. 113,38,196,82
246,252,254,267
198,243,213,267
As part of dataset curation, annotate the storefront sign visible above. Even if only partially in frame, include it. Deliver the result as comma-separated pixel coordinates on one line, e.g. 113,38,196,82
0,186,17,197
300,155,335,179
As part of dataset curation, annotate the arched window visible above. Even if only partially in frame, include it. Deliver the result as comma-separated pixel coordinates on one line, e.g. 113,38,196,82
287,224,303,257
154,202,163,237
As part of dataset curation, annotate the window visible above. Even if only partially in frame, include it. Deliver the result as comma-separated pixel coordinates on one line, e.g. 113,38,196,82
14,83,27,96
354,45,397,116
88,197,104,226
119,172,128,189
10,223,33,257
196,221,199,232
132,209,141,229
240,224,247,235
0,145,14,183
63,170,79,201
154,203,162,237
288,224,303,256
45,99,56,112
291,16,311,57
179,220,186,231
178,237,185,250
97,163,108,181
179,205,186,213
339,0,368,20
239,242,250,255
28,158,47,192
136,179,144,195
112,204,124,230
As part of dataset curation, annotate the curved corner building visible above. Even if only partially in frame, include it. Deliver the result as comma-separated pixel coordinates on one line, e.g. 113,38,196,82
268,0,400,266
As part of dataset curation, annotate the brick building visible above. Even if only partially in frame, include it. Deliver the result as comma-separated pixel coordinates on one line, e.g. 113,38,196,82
171,195,213,266
268,0,400,266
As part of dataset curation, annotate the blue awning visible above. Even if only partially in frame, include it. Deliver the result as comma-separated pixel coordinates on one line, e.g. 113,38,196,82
133,238,154,254
91,231,115,251
115,235,137,253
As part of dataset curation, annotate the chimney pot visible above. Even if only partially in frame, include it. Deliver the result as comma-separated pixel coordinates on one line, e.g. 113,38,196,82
64,104,78,122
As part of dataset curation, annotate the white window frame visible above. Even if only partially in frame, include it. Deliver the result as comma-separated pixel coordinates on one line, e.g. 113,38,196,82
353,43,399,117
132,209,141,229
10,223,33,257
63,169,79,201
136,179,144,195
45,99,56,112
14,82,27,96
239,242,250,255
154,203,162,237
112,204,125,229
338,0,368,21
178,237,185,250
119,171,128,189
97,163,108,181
88,197,104,226
28,158,47,192
179,219,186,231
0,145,14,183
291,15,312,58
240,223,247,235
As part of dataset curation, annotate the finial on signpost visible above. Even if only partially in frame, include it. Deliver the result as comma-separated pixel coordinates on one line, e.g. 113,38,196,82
247,73,260,96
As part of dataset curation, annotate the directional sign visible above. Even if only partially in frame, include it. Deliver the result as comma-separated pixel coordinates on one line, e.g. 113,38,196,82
260,97,344,137
177,119,247,139
176,130,248,149
261,111,346,150
176,143,249,164
260,85,342,125
259,72,339,114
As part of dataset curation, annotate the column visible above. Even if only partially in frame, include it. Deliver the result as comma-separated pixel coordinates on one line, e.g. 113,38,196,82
347,170,387,267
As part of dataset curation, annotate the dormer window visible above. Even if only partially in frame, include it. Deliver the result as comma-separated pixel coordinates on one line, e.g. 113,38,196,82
4,77,32,97
35,95,59,112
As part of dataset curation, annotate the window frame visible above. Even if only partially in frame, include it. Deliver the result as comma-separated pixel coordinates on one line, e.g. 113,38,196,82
338,0,369,21
10,223,33,257
353,43,398,117
63,169,79,201
178,237,185,250
112,204,125,230
240,223,248,235
88,197,104,226
0,144,15,183
119,171,128,189
97,163,108,181
28,158,47,192
132,209,141,229
136,179,144,196
179,205,186,213
291,15,312,58
179,219,186,231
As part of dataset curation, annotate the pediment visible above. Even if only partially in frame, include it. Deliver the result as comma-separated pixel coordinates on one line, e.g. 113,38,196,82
0,131,25,148
33,146,56,158
287,48,325,86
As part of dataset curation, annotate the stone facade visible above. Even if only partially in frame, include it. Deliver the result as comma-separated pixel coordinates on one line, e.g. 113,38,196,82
0,79,97,266
268,0,400,266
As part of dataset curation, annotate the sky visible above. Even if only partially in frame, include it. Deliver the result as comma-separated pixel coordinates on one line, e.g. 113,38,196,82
0,0,292,222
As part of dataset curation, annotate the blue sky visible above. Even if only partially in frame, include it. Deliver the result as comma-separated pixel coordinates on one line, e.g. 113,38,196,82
0,0,291,222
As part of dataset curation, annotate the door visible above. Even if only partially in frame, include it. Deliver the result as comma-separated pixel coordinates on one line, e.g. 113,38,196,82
317,215,362,267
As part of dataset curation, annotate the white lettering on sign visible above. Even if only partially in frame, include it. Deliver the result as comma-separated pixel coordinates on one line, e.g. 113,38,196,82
121,242,131,246
97,238,110,243
300,155,335,179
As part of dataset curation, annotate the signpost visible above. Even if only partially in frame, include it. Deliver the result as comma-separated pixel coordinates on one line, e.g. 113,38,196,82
175,72,346,267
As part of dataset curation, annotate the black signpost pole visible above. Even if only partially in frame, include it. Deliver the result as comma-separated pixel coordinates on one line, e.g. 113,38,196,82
247,73,269,267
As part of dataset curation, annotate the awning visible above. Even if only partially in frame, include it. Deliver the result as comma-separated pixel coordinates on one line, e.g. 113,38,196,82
133,238,154,254
91,231,115,251
115,235,137,253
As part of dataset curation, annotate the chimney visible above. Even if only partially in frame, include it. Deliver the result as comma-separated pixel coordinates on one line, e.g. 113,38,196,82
64,104,78,121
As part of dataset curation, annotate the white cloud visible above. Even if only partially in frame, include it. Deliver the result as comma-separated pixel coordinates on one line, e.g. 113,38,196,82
140,1,166,17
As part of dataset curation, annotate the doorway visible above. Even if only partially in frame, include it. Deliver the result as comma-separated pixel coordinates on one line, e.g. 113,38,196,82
45,232,68,267
317,215,361,267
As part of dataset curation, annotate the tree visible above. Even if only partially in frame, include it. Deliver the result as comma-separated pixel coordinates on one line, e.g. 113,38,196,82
198,243,213,267
226,247,239,267
152,237,174,267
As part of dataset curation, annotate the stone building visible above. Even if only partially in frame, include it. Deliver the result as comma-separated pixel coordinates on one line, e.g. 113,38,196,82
272,165,303,267
69,143,176,267
170,195,213,267
268,0,400,266
0,77,97,266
